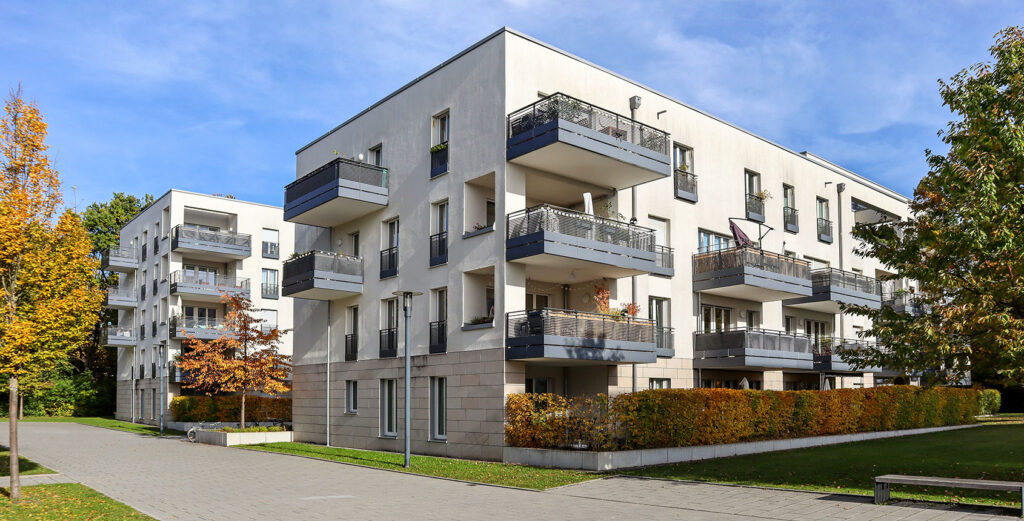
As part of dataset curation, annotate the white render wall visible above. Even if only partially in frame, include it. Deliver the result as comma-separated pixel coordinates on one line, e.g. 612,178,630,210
113,189,296,422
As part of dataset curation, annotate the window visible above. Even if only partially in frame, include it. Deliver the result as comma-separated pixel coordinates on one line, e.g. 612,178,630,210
648,216,669,247
434,112,449,145
784,316,796,334
783,185,795,209
382,298,399,330
806,319,831,347
139,389,145,419
649,378,671,390
346,380,358,413
817,198,830,221
745,170,761,197
698,229,732,253
433,288,447,322
526,293,549,310
672,143,693,173
649,297,670,329
349,232,360,257
183,264,218,284
430,376,447,440
702,305,732,332
485,200,496,228
485,287,495,320
380,379,397,437
260,309,278,334
184,306,218,327
369,144,382,167
152,389,157,420
182,222,220,232
433,200,449,234
525,378,551,394
262,228,279,259
853,325,864,339
383,219,399,248
262,269,279,299
745,310,761,329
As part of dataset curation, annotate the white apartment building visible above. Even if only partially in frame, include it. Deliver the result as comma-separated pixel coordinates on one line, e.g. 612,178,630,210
284,28,913,461
103,190,296,425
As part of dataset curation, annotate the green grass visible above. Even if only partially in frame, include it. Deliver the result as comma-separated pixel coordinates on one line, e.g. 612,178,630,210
625,423,1024,507
245,442,597,490
0,483,156,520
2,417,185,437
0,448,53,478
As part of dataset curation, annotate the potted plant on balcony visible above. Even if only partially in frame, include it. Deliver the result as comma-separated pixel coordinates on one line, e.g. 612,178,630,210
430,142,448,154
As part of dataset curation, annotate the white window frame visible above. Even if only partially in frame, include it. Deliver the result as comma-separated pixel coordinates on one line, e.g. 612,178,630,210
430,376,447,441
346,380,358,414
434,111,450,145
380,378,397,437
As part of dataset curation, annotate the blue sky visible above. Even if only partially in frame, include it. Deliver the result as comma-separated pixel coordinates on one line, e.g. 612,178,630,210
2,1,1020,208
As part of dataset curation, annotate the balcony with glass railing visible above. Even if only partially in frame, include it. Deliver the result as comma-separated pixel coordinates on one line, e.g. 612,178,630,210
880,281,928,315
506,204,674,280
282,250,363,300
784,268,882,313
101,326,136,347
783,206,799,233
505,308,657,364
811,337,882,372
100,244,138,272
171,225,251,260
170,315,230,341
674,168,698,202
692,246,812,301
745,193,765,222
103,286,136,310
506,93,671,189
817,217,834,243
283,157,389,227
694,327,815,370
169,270,250,302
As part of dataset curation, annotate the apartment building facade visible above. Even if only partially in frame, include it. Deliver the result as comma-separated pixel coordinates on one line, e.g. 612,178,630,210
104,190,296,425
285,28,913,461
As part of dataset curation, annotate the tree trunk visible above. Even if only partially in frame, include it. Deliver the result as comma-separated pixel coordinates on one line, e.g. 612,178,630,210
9,376,20,501
240,391,246,429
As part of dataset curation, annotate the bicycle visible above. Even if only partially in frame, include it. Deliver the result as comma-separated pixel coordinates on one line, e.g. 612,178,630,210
186,421,209,443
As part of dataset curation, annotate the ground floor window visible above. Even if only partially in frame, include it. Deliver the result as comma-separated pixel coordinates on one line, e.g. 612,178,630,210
702,378,762,390
525,377,551,394
380,379,397,437
784,381,820,391
139,390,144,419
649,378,671,389
152,389,157,419
430,377,447,441
346,380,358,414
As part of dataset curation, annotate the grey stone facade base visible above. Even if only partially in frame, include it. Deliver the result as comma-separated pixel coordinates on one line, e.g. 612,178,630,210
503,423,981,471
195,429,293,446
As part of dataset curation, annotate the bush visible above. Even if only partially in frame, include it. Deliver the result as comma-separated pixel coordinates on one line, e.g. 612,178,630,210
505,386,980,451
979,389,1002,415
170,395,291,422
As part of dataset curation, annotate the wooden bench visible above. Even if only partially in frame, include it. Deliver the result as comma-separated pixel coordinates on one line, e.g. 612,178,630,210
875,474,1024,516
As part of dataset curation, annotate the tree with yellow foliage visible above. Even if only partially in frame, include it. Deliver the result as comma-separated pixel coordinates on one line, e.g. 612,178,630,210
0,88,102,500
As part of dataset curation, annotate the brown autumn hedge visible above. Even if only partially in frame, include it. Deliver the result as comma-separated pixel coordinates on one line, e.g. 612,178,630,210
505,386,979,451
170,395,291,422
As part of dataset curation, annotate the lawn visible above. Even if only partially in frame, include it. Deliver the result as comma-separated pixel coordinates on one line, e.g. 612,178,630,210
626,423,1024,507
0,483,156,520
3,417,184,437
0,448,52,477
245,442,597,490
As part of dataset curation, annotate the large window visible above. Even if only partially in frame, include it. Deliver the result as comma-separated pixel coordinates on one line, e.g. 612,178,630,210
260,309,278,334
649,297,670,329
698,229,732,253
349,232,360,257
380,379,397,437
433,200,449,234
672,143,693,173
184,306,218,327
745,170,761,197
383,219,399,248
525,378,551,394
369,144,383,167
702,305,732,332
806,319,831,347
346,380,358,414
430,376,447,441
434,112,450,145
649,216,669,246
526,293,548,310
262,228,279,259
649,378,671,390
817,198,830,221
783,185,795,209
262,268,278,299
183,264,218,284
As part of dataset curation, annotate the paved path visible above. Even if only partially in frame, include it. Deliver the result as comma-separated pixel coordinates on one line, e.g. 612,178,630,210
2,423,1017,521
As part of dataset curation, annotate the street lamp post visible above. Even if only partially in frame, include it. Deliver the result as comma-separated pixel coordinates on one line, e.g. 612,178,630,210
393,290,422,469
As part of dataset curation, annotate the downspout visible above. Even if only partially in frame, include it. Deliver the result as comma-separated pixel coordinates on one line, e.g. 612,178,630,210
159,344,165,434
326,302,331,446
836,183,846,340
629,97,641,394
131,345,136,423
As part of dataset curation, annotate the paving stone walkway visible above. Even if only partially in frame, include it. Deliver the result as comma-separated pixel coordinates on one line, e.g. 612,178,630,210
2,422,1017,521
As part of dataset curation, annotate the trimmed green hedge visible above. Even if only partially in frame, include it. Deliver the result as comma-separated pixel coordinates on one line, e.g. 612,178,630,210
506,386,979,451
979,389,1002,415
170,395,290,422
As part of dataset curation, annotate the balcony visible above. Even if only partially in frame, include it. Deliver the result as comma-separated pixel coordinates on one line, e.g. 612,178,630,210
262,241,279,259
261,283,279,300
379,328,397,358
745,194,765,222
103,287,136,310
784,268,882,313
817,218,833,243
694,328,814,370
506,204,674,281
283,157,389,227
506,93,671,190
170,316,230,341
282,251,362,300
379,247,398,279
429,232,448,267
430,142,449,178
784,206,799,233
881,286,928,316
345,333,358,361
100,245,137,272
169,270,250,303
429,320,447,354
171,225,251,260
655,327,674,357
813,338,882,373
101,326,136,347
693,247,812,301
505,308,657,364
674,169,698,203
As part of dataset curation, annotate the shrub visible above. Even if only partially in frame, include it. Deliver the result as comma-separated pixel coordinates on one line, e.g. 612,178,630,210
170,395,291,422
979,389,1002,415
505,386,980,451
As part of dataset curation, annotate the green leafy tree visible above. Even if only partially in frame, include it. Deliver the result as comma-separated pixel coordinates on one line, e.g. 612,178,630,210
844,27,1024,385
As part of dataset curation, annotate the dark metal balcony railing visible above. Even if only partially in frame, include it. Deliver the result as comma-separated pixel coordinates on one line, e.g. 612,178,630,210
151,320,157,337
654,245,674,270
151,362,156,378
696,327,814,354
139,325,146,340
506,308,655,344
880,282,927,314
153,236,160,254
655,327,674,351
284,250,363,279
429,320,447,353
261,283,279,299
784,206,799,228
345,333,358,361
152,279,158,295
139,364,145,379
429,231,447,266
380,246,398,278
746,193,765,217
507,93,670,155
262,241,279,259
674,169,697,194
812,268,880,295
379,328,397,358
173,225,252,250
141,243,147,261
140,284,146,301
169,270,250,291
817,217,833,238
430,142,449,177
507,204,657,252
284,157,389,205
693,246,810,280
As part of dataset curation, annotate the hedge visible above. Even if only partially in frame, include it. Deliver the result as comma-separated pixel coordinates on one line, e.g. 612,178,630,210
505,386,979,451
170,395,291,422
979,389,1002,415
